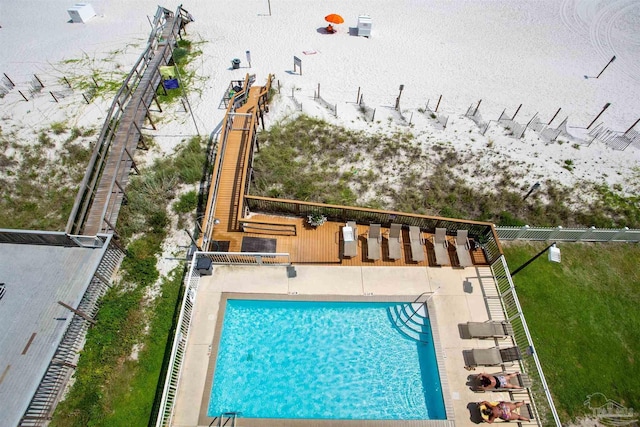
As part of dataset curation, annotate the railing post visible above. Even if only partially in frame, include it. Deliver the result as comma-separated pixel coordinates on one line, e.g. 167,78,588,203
581,226,596,241
549,225,563,240
516,225,530,239
609,226,629,241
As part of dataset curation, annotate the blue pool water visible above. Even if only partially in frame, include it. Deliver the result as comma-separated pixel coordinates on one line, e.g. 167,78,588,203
208,300,446,420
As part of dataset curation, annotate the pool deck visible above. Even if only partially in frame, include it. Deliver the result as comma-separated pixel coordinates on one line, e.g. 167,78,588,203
171,265,517,427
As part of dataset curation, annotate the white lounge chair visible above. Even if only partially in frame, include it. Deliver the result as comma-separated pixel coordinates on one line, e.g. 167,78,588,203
433,228,450,266
456,229,473,267
367,224,381,260
387,223,402,260
343,221,358,258
409,226,425,262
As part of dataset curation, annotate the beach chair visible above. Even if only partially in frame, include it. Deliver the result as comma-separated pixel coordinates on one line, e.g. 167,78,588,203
467,321,514,338
472,372,532,392
409,226,425,262
342,221,358,258
367,224,381,260
464,346,522,369
455,229,473,267
387,223,402,260
433,228,450,266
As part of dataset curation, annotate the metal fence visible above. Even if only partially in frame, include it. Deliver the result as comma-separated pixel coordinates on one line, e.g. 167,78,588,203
154,251,291,427
496,225,640,243
488,257,561,427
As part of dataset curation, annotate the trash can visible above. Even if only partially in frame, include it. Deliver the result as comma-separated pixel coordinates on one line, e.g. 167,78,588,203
196,257,213,276
231,58,241,69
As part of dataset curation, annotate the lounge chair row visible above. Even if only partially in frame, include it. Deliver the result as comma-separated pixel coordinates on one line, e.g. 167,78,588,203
342,223,474,266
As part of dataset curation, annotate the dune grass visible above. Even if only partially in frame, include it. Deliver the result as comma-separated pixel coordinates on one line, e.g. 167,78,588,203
503,241,640,422
252,115,640,228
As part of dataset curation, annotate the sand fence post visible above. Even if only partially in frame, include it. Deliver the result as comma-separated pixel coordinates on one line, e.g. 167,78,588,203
624,117,640,135
3,73,16,87
473,99,482,116
435,94,442,112
547,107,561,125
587,103,611,129
512,103,522,120
356,87,360,103
395,84,404,110
33,74,45,88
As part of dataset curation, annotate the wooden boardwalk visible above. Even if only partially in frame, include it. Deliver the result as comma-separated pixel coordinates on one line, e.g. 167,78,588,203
204,83,488,267
82,11,182,236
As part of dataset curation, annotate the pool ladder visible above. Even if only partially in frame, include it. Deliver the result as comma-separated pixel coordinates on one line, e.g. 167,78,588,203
217,411,241,426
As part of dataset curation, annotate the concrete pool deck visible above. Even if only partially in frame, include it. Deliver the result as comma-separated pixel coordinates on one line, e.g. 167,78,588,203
171,265,518,427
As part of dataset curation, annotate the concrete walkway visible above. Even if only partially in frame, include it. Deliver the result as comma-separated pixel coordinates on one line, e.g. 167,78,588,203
171,264,517,427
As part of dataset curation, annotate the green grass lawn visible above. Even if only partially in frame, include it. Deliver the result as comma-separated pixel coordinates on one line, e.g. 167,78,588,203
503,241,640,422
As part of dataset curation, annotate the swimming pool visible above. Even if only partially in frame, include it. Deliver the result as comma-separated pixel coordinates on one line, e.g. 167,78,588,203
207,299,446,420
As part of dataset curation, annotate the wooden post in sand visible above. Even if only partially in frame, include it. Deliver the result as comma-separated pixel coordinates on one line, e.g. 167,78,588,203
512,104,522,120
395,84,404,111
587,103,611,129
356,87,360,103
33,74,45,88
596,56,616,79
624,117,640,135
435,94,442,112
4,73,16,87
473,99,482,116
547,107,561,125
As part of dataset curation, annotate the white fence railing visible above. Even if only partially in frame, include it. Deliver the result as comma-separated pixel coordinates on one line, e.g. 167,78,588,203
489,257,562,427
155,251,291,427
496,225,640,243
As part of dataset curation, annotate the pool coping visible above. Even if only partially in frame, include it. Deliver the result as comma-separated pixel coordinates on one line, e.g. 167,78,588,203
198,293,455,427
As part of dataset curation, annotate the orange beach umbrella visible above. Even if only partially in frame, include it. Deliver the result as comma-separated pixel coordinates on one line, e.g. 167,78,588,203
325,14,344,24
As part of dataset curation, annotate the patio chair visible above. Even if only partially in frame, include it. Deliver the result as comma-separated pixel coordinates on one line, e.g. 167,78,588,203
467,321,514,338
387,223,402,260
455,229,473,267
472,371,532,392
433,227,450,266
464,346,522,369
342,221,358,258
409,226,425,262
367,223,382,260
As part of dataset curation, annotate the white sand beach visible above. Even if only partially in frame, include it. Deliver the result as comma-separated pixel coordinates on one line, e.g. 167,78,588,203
2,0,640,206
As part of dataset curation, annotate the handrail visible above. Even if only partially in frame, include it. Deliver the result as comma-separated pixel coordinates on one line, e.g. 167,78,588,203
394,291,430,328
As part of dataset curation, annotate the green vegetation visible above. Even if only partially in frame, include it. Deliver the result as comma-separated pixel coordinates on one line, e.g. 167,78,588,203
0,125,94,230
503,242,640,422
156,39,205,103
50,135,206,426
252,115,640,228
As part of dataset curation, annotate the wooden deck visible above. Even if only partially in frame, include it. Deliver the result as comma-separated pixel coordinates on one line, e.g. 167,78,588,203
212,212,488,266
205,82,488,267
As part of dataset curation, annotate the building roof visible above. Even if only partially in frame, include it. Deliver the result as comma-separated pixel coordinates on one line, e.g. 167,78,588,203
0,240,107,426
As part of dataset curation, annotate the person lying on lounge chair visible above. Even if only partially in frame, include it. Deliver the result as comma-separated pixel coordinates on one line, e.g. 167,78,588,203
326,24,336,33
479,401,530,423
476,372,523,390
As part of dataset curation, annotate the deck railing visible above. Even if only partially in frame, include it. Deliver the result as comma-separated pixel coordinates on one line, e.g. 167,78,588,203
496,225,640,243
487,257,561,427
